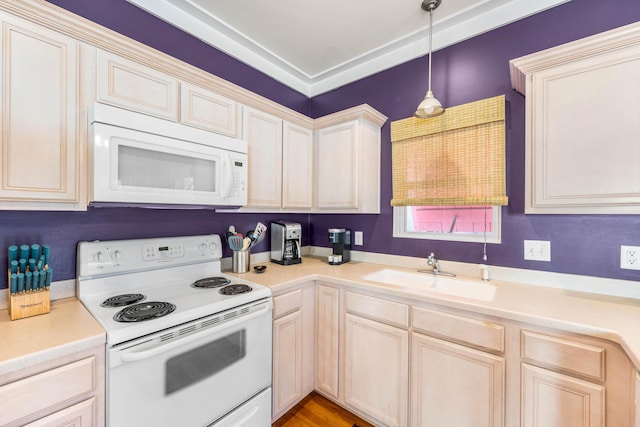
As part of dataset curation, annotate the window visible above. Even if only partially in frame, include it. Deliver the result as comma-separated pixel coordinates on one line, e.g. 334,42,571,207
393,205,501,243
390,95,507,244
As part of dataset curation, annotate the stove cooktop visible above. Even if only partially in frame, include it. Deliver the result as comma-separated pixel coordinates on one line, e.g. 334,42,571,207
76,235,271,346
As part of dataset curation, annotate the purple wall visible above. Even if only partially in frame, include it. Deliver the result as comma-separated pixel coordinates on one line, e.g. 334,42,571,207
1,0,639,290
310,0,640,281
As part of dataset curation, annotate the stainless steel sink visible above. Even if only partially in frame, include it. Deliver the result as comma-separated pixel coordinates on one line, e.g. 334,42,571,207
362,268,497,301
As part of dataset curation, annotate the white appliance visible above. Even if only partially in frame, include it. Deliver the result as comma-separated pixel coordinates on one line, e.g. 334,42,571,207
77,234,272,427
89,103,248,207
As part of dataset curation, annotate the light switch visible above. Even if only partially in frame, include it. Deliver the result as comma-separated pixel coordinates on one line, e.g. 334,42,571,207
354,231,363,246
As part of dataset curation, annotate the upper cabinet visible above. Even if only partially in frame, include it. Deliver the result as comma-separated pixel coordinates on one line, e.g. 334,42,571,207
0,1,386,212
282,121,314,209
97,50,242,138
314,105,387,214
97,50,179,122
510,22,640,214
181,81,241,138
0,12,87,210
243,107,284,209
242,107,313,210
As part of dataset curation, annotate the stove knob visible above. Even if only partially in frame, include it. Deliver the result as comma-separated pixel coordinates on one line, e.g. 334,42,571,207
111,250,121,261
93,251,104,262
209,242,217,251
199,243,207,252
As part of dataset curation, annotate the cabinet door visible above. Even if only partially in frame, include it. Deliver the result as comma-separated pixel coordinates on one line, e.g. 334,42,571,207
97,50,178,121
272,310,303,417
521,363,604,427
25,398,95,427
635,372,640,427
411,333,505,427
180,81,241,137
316,120,359,210
282,122,313,209
315,284,339,399
344,313,408,427
0,15,80,204
243,107,282,208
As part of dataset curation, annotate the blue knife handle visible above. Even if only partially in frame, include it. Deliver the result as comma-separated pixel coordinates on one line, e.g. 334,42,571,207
10,273,17,294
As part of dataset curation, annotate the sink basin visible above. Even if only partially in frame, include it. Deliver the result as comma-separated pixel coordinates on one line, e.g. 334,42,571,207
361,268,497,301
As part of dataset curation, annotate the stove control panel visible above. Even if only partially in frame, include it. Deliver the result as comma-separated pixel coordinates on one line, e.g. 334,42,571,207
143,243,184,261
77,234,222,278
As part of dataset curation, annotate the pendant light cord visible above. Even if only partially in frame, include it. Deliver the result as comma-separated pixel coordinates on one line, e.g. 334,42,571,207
427,9,434,92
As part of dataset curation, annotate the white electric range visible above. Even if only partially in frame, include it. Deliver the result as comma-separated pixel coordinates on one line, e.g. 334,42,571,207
77,234,272,427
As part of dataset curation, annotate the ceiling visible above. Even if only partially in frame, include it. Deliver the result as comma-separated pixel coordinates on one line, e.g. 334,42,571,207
126,0,569,97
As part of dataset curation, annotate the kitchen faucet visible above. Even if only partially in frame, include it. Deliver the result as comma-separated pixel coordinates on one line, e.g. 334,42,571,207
427,252,440,273
419,252,456,277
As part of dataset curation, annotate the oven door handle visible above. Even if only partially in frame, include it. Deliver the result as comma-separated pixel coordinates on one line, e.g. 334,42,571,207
119,303,270,363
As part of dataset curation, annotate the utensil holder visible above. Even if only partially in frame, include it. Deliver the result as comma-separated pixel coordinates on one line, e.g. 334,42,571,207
232,250,250,273
7,270,50,320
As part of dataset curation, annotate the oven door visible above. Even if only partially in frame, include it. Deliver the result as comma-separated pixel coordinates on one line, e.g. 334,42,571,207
91,122,247,207
107,300,272,427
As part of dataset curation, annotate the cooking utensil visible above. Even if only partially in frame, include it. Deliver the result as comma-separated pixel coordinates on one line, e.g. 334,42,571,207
228,235,244,251
255,222,267,236
242,237,251,251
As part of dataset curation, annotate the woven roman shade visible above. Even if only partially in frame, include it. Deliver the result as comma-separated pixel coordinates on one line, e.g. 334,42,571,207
390,95,508,207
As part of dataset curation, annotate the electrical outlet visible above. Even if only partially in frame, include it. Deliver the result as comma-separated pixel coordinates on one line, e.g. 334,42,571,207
524,240,551,262
621,245,640,270
354,231,363,246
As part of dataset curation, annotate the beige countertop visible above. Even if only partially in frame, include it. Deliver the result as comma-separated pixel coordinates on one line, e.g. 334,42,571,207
0,297,105,376
227,256,640,371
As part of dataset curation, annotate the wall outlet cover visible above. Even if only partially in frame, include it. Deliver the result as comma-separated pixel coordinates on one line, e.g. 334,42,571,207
524,240,551,262
621,245,640,270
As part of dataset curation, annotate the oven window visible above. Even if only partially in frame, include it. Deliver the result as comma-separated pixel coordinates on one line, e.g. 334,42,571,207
165,330,246,395
118,145,216,192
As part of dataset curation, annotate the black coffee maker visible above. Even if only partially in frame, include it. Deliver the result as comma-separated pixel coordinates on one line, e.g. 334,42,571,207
270,221,302,265
328,228,350,265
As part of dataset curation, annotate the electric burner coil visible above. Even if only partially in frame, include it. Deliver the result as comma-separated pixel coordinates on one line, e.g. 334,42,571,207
113,301,176,323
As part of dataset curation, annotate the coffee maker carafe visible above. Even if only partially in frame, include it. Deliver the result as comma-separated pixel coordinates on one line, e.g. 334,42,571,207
328,228,350,265
270,221,302,265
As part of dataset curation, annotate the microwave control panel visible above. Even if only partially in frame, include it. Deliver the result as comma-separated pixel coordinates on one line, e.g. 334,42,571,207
228,153,248,204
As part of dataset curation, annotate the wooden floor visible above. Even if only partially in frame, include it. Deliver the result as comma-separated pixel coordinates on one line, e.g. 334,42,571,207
272,392,375,427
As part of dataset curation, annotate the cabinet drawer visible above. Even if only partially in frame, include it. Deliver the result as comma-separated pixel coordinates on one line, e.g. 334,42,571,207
345,292,409,328
521,331,605,381
273,289,302,318
412,306,504,353
0,357,95,425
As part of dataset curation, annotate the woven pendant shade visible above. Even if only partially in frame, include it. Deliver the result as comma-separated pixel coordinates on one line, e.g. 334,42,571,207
390,95,508,207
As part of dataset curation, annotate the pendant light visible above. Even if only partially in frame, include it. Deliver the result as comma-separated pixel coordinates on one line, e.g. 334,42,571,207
415,0,444,118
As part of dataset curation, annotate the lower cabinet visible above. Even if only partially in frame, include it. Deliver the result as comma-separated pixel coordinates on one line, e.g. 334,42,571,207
342,291,410,427
24,398,96,427
519,329,635,427
411,333,505,427
344,313,409,427
274,282,638,427
635,372,640,427
521,363,604,427
410,305,506,427
0,346,104,427
271,284,315,421
315,283,340,399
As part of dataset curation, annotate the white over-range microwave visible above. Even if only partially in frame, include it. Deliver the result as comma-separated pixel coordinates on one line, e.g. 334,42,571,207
89,103,248,207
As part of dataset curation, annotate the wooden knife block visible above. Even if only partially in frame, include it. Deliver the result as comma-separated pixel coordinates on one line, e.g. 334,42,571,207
7,270,50,320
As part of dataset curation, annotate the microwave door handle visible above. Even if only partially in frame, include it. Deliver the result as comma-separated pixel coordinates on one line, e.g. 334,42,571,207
119,303,270,363
221,153,233,197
